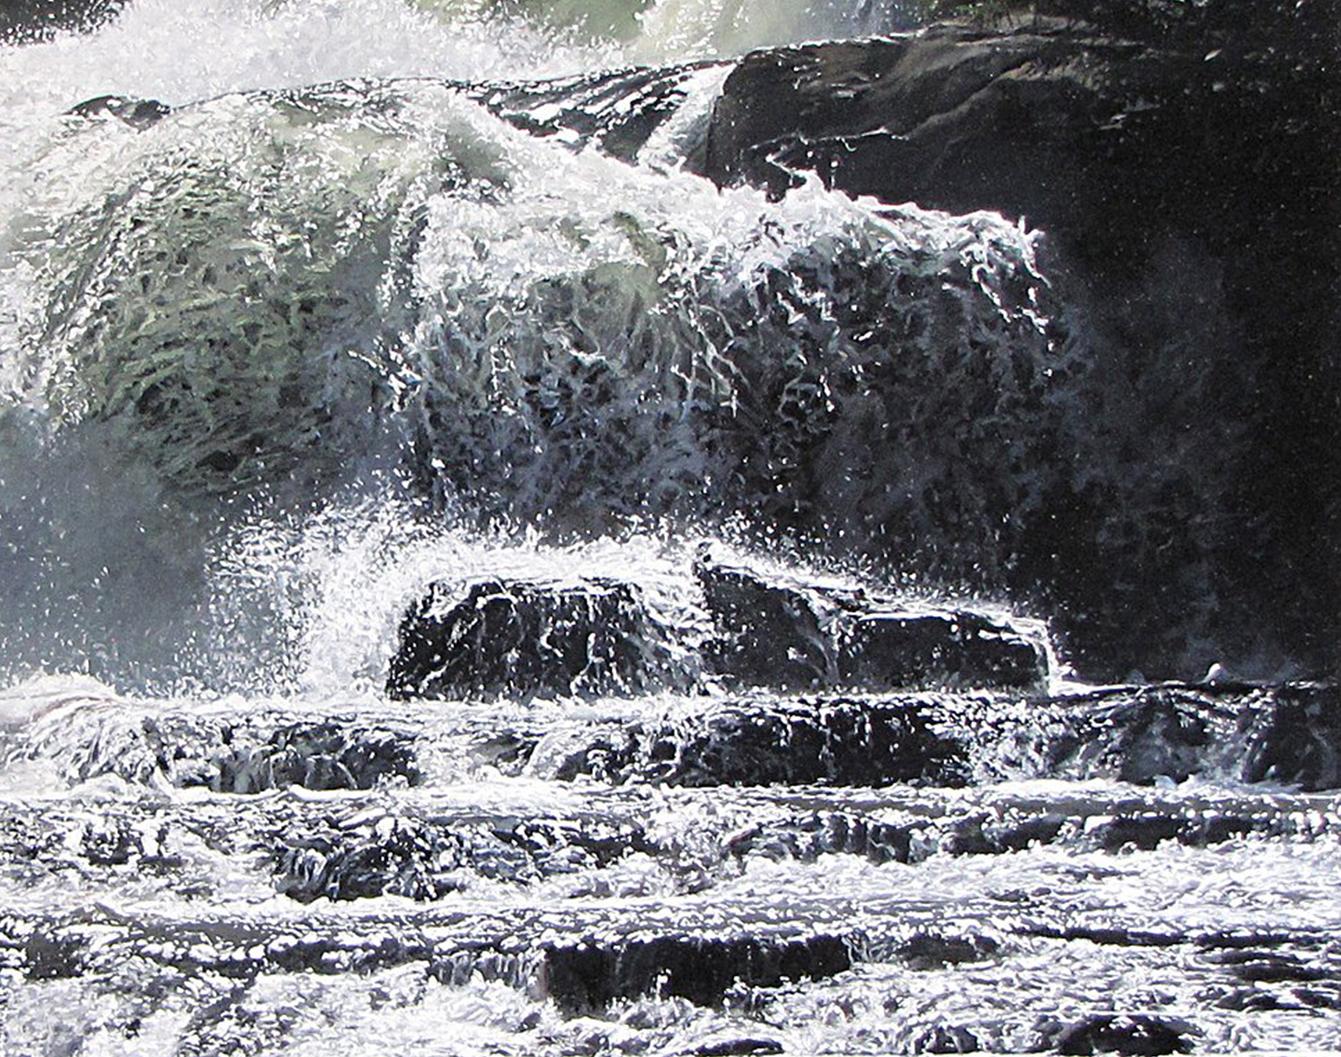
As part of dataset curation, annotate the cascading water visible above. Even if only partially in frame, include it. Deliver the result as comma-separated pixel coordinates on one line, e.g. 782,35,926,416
0,2,1337,1055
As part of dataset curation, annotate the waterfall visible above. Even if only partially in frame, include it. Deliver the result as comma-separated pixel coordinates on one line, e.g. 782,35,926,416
0,3,1335,1056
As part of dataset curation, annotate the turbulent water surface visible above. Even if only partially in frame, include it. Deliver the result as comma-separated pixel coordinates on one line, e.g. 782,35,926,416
0,2,1337,1055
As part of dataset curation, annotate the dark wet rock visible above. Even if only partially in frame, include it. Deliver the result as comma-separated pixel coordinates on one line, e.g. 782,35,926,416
1085,806,1277,852
22,930,87,981
695,555,1048,693
689,1037,783,1057
273,812,650,902
1293,986,1341,1011
276,817,460,903
385,558,1047,702
895,931,1000,970
0,804,204,895
1090,814,1186,853
631,696,970,788
540,932,852,1011
1028,926,1182,949
1204,949,1333,985
62,818,138,867
727,811,917,865
0,0,125,41
535,682,1341,792
211,721,420,794
387,577,680,701
1,904,862,1018
727,780,1336,873
702,4,1341,681
525,724,640,783
1052,1013,1194,1055
1196,928,1340,955
696,561,833,690
69,95,172,130
1032,682,1341,790
1025,685,1238,786
467,729,543,773
837,611,1045,691
991,813,1069,851
1212,986,1296,1012
1239,683,1341,791
23,707,419,793
470,62,724,166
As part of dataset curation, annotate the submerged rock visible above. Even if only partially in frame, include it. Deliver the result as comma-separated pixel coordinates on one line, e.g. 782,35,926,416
1052,1013,1194,1055
68,95,171,130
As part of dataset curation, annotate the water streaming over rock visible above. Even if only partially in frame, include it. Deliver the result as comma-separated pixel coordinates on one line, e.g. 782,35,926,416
0,1,1337,1054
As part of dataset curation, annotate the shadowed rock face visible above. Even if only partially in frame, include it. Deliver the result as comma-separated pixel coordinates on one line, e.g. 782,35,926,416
837,612,1043,691
701,2,1341,681
696,562,834,690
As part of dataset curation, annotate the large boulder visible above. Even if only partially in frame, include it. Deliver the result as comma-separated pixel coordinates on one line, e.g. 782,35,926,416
700,1,1341,681
386,577,683,700
388,560,1050,702
837,611,1045,691
697,555,1049,692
